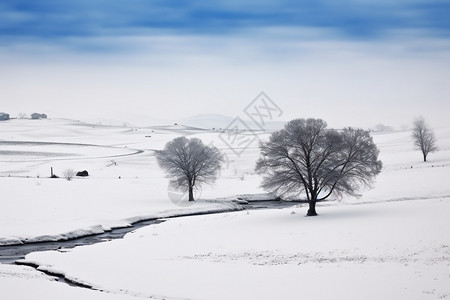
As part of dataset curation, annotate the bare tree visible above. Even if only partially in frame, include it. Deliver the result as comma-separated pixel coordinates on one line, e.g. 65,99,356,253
156,137,223,201
63,169,76,181
412,117,438,162
255,118,382,216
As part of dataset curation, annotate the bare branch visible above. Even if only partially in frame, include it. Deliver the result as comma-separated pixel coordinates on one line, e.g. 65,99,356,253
255,118,382,216
412,117,438,162
155,137,223,201
63,169,76,181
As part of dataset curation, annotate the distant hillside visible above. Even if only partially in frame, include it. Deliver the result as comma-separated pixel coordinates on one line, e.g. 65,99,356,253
179,114,286,131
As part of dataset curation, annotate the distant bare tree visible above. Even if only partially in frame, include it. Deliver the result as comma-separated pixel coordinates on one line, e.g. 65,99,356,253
63,169,76,181
412,117,438,162
156,137,223,201
255,118,382,216
17,112,27,119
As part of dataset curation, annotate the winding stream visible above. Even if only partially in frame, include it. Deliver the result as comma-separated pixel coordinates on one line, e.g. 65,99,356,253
0,201,298,264
0,200,298,289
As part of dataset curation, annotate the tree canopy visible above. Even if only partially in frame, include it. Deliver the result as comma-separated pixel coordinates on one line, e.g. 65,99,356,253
412,117,438,162
156,136,223,201
255,118,382,216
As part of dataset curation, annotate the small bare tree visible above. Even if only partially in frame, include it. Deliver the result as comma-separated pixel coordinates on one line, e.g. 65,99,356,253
412,117,438,162
156,137,223,201
255,118,382,216
63,169,76,181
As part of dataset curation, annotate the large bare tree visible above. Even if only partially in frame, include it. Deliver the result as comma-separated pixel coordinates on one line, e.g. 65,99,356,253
156,136,223,201
255,118,382,216
412,117,438,162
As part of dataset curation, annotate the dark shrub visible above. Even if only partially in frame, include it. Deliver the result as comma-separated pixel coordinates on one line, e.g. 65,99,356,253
76,170,89,177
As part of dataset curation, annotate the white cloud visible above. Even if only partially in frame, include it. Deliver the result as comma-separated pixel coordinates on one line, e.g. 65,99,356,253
1,27,449,129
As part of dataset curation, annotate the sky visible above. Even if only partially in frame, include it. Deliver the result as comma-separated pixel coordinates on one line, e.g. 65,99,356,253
1,0,450,129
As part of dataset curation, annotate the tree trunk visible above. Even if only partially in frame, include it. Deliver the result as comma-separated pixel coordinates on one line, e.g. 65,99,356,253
423,152,427,162
188,185,194,201
306,200,318,216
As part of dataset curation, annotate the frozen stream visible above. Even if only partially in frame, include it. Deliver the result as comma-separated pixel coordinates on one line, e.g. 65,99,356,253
0,219,164,265
0,200,298,265
0,200,298,289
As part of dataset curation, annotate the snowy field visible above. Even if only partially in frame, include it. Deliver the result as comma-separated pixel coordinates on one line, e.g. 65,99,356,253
0,119,254,245
23,199,450,300
1,119,449,299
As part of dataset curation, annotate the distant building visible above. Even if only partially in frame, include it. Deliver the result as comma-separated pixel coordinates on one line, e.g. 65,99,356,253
0,112,10,121
31,113,47,120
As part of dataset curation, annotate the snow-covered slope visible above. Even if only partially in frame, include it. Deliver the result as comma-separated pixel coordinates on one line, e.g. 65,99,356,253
1,119,449,244
23,198,450,300
180,113,286,130
1,119,449,299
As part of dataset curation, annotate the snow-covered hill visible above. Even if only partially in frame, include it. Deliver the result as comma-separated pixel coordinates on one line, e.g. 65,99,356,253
0,119,449,299
180,113,287,130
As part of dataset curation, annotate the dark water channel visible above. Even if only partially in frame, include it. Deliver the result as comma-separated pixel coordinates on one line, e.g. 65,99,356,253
0,200,299,289
0,200,299,265
0,219,164,264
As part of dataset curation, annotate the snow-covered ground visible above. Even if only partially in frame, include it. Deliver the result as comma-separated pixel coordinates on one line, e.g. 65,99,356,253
0,119,254,245
1,119,449,299
23,198,450,300
0,264,137,300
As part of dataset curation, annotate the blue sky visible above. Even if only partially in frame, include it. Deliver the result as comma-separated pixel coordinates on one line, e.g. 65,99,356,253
2,1,450,40
1,0,450,128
